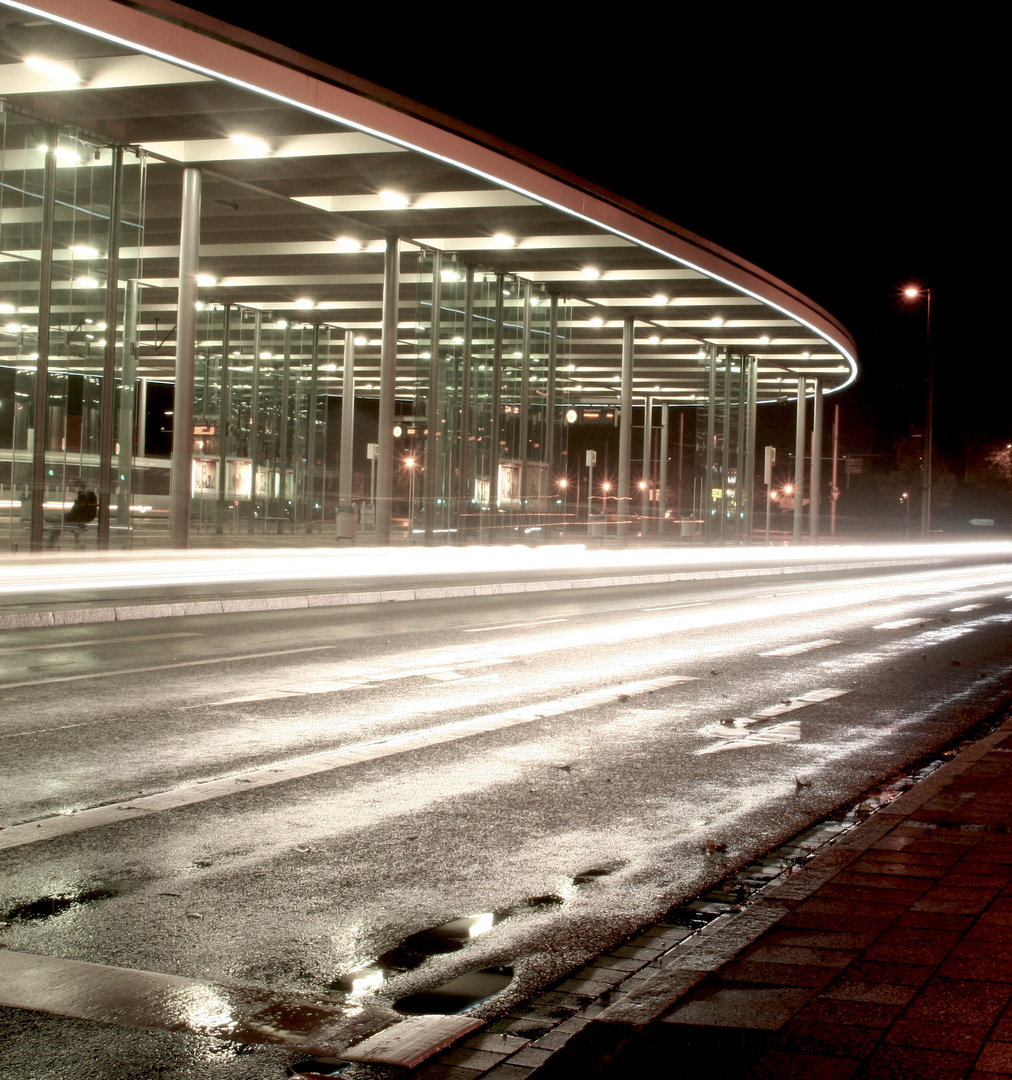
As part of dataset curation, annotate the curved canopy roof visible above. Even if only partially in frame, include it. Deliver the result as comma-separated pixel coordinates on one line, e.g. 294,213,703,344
0,0,857,404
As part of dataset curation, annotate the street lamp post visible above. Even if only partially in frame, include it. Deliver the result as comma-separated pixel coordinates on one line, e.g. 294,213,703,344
903,285,933,539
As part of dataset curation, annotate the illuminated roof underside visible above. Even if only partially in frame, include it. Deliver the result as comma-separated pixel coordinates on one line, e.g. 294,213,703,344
0,0,857,403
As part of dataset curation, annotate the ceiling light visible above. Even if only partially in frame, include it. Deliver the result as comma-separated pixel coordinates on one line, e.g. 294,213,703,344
294,298,314,309
379,189,410,207
588,317,604,327
259,351,273,360
440,268,462,281
25,56,80,84
652,294,667,304
229,133,269,154
275,319,288,329
581,267,600,279
710,316,723,326
0,304,16,315
648,334,660,344
759,336,770,344
354,336,367,346
73,276,98,288
336,237,362,252
196,274,217,287
492,233,515,247
69,245,99,259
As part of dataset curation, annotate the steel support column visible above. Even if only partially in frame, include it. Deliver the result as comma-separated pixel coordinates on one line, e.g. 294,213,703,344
97,146,123,550
375,238,399,545
810,377,823,544
658,403,669,535
169,166,201,549
340,328,355,512
742,355,758,544
616,317,633,543
29,131,57,551
116,279,139,534
423,251,441,543
793,377,807,545
214,304,232,535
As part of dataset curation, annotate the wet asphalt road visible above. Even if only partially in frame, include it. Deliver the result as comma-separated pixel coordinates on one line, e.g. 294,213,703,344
1,560,1011,1078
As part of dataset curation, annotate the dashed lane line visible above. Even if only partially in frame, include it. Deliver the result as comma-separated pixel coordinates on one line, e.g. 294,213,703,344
873,618,932,629
759,639,842,657
0,673,698,851
462,618,567,632
0,631,202,655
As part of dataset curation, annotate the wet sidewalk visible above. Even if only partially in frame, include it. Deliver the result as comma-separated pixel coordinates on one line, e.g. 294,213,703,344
342,708,1012,1080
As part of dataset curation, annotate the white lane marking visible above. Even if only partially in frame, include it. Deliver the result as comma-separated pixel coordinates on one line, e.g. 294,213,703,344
642,602,709,611
462,618,567,633
951,604,989,612
874,618,932,629
203,660,512,707
0,631,202,655
696,687,851,755
0,673,699,851
760,639,841,657
0,644,345,691
698,719,802,754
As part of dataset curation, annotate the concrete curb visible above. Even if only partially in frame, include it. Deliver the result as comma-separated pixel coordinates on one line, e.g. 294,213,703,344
0,556,932,630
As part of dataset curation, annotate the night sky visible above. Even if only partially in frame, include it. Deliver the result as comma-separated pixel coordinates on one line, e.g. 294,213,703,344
180,6,1003,472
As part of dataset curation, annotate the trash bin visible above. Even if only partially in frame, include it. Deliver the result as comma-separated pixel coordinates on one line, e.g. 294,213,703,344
335,505,358,542
589,514,606,539
680,517,695,539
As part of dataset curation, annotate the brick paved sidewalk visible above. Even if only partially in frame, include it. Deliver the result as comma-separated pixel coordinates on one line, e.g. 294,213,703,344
537,716,1012,1079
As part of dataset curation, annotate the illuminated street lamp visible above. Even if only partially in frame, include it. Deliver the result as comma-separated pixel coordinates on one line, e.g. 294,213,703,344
903,284,933,538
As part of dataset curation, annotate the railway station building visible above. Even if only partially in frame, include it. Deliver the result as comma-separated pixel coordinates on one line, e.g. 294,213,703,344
0,0,858,551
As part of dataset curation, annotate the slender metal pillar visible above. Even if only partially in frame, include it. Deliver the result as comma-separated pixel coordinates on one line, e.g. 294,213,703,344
97,147,124,550
792,378,807,545
169,167,201,549
339,329,355,511
518,280,533,522
275,325,291,533
920,290,933,539
214,305,232,534
423,251,441,542
742,355,758,544
641,396,653,525
830,404,840,537
116,279,139,534
376,238,399,545
810,377,823,544
247,311,262,534
616,318,634,542
720,355,731,544
658,403,669,535
458,268,474,535
803,380,820,548
704,345,717,543
29,132,57,551
677,410,684,520
546,296,558,488
306,325,321,530
489,275,505,530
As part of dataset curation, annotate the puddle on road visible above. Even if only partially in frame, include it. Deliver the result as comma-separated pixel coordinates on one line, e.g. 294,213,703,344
394,964,514,1015
288,1059,350,1078
3,888,116,923
330,867,621,1012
